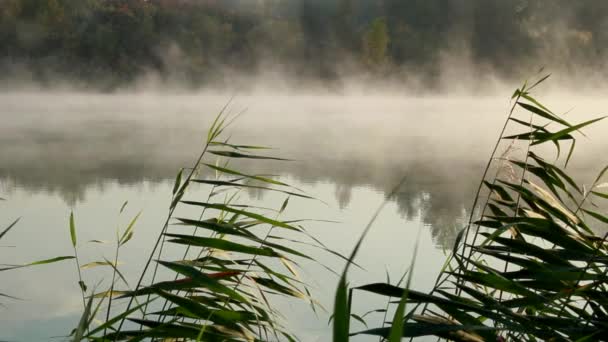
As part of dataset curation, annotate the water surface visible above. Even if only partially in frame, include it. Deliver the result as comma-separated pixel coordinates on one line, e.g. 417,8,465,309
1,91,606,341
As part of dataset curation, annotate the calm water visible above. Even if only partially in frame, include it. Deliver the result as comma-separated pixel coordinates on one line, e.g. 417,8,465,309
0,91,606,341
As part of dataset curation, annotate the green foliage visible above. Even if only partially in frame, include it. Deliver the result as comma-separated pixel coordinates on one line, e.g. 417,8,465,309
3,1,608,86
65,108,332,341
342,76,608,341
362,18,390,68
64,201,142,340
6,76,608,341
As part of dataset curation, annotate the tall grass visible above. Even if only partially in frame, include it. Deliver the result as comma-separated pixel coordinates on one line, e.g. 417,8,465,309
65,107,335,341
66,204,142,340
337,76,608,341
55,76,608,341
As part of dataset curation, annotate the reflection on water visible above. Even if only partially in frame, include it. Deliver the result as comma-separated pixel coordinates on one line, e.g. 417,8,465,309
0,92,506,249
1,92,607,340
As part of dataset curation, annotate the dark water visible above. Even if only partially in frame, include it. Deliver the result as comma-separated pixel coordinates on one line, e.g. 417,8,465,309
0,92,606,341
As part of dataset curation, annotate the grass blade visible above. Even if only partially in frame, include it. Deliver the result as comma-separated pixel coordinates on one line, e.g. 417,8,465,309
70,212,77,248
0,218,20,241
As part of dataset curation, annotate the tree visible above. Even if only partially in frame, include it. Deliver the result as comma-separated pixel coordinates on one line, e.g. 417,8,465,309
362,17,389,67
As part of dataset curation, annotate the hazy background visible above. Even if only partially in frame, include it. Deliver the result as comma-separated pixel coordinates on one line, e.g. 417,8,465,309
3,0,608,93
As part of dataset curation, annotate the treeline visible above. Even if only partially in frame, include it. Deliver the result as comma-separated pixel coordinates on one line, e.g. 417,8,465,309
1,0,608,89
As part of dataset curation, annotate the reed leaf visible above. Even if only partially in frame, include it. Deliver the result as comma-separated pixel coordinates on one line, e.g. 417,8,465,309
0,218,19,241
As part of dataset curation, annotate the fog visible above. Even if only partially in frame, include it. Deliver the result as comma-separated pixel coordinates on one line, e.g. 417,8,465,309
2,90,607,244
3,1,608,340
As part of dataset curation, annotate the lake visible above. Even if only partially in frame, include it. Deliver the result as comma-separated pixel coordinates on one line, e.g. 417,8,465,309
1,91,606,341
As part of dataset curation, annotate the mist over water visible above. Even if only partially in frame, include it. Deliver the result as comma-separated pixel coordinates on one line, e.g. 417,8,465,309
0,91,499,223
1,87,608,341
2,89,607,247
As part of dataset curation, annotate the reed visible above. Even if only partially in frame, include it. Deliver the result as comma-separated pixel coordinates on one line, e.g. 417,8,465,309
59,76,608,341
65,106,333,341
337,76,608,341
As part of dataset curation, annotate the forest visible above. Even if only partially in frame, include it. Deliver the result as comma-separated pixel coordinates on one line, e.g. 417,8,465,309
2,0,608,89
